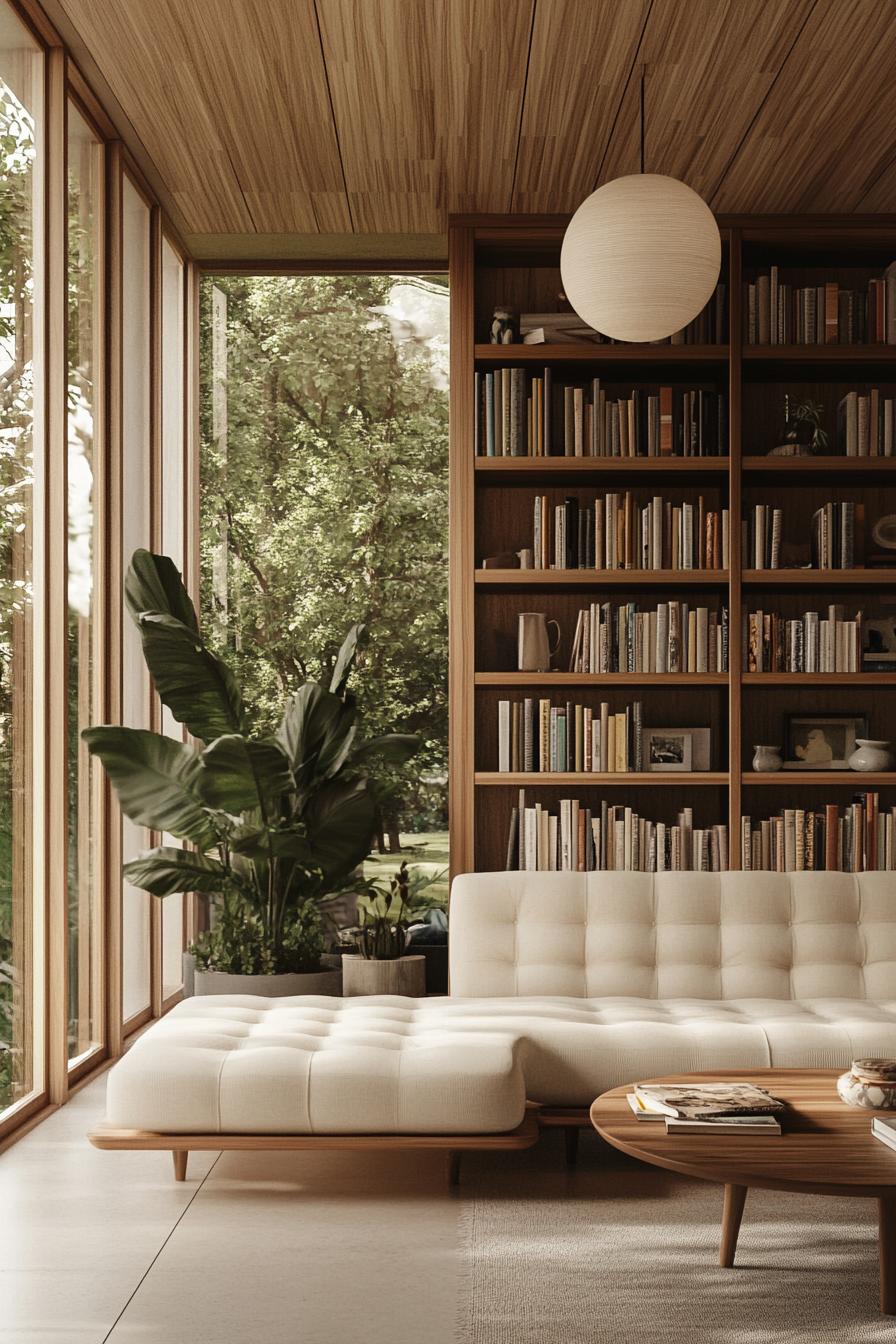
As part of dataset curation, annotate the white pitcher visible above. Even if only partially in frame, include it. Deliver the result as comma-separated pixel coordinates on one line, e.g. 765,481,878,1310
517,612,561,672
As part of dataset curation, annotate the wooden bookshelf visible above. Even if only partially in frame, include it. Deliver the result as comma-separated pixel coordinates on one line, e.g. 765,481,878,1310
449,216,896,876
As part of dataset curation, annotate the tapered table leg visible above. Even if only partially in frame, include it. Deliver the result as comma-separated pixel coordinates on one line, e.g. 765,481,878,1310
720,1184,748,1268
172,1150,188,1182
880,1198,895,1315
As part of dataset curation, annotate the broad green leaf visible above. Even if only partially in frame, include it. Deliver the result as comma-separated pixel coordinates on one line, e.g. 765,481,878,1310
277,683,354,784
304,776,375,883
352,733,420,766
230,828,313,862
123,846,226,897
328,623,366,697
82,726,217,847
135,612,245,742
125,549,198,632
199,735,293,815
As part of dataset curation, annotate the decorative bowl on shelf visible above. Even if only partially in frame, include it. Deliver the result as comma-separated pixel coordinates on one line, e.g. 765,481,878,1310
836,1058,896,1110
752,744,783,773
847,739,894,772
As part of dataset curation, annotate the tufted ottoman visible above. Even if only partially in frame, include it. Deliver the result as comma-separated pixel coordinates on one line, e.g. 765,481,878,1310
91,996,536,1182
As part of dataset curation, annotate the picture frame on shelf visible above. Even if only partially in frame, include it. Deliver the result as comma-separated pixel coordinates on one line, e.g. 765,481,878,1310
863,615,896,671
644,730,693,772
641,728,710,773
783,714,868,771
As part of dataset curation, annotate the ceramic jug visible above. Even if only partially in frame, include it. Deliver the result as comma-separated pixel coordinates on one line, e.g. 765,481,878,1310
517,612,560,672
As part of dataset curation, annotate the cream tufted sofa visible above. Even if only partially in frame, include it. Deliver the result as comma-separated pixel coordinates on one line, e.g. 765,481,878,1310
97,871,896,1150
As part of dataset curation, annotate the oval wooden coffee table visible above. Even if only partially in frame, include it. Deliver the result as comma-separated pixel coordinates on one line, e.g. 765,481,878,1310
590,1068,896,1315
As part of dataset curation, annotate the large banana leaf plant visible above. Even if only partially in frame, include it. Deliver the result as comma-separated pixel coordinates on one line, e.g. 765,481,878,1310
84,550,420,973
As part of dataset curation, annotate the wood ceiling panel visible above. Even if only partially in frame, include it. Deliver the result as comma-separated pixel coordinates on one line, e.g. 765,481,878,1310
511,0,649,214
600,0,813,201
152,0,350,233
59,0,253,233
316,0,534,232
714,0,896,212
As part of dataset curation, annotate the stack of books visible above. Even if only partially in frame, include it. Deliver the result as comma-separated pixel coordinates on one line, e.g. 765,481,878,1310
741,796,896,872
506,795,728,873
628,1082,785,1135
872,1117,896,1152
569,601,728,674
743,504,784,568
530,492,728,571
745,266,896,344
497,698,643,773
838,389,896,457
744,606,863,673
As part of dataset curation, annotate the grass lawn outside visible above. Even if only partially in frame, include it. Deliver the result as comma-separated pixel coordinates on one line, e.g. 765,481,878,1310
363,831,450,906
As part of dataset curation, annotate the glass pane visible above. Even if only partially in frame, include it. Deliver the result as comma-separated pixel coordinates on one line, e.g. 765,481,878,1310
199,276,450,936
120,175,151,1023
66,103,102,1064
160,237,184,999
0,10,43,1115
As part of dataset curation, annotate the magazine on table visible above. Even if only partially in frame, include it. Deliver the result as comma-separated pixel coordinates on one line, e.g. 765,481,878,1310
632,1082,785,1120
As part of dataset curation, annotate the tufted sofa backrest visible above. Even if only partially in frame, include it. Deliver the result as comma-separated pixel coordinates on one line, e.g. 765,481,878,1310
448,870,896,1000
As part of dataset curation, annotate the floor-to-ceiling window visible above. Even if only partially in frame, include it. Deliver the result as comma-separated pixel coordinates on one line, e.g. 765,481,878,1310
0,6,43,1120
199,274,449,897
120,174,152,1025
66,100,103,1067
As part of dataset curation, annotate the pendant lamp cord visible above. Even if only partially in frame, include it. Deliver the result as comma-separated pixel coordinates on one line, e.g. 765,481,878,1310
640,65,646,174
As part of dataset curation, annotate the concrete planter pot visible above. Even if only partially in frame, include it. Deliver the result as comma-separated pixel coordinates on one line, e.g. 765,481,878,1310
192,967,343,997
341,954,426,998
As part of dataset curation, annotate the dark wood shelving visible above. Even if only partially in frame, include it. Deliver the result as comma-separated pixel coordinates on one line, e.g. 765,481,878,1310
475,569,730,587
474,343,728,363
451,216,896,875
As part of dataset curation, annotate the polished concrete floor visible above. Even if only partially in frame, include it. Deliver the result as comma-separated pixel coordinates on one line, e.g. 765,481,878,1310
1,1073,464,1344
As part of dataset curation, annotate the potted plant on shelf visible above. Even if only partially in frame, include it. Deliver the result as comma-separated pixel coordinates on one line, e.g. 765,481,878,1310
341,861,445,997
84,549,419,997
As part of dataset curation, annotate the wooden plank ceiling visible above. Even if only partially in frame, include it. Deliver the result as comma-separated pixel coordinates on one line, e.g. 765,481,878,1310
54,0,896,257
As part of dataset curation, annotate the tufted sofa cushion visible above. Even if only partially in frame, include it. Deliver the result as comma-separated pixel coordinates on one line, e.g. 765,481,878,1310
448,870,896,1000
105,998,527,1134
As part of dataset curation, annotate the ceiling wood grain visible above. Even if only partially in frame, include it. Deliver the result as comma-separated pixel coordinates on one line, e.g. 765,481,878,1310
55,0,896,251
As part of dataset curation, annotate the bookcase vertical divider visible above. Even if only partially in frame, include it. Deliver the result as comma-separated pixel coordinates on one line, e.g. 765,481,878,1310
448,225,476,879
728,229,744,864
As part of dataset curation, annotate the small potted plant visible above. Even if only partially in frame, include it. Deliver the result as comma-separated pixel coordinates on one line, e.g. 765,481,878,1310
84,550,419,996
341,862,444,997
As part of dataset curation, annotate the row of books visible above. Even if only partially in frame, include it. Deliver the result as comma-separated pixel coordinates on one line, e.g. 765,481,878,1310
742,501,863,570
517,285,727,347
741,796,896,872
528,493,730,571
744,607,863,673
506,795,728,872
838,390,896,457
569,602,728,675
744,267,896,345
474,372,728,458
497,699,644,774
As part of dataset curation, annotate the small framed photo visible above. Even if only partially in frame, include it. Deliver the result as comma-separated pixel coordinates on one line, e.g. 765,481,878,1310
643,729,693,772
783,714,868,771
863,616,896,670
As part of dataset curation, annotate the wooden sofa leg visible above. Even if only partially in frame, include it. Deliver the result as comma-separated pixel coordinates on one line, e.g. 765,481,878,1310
564,1126,579,1168
172,1150,188,1182
448,1152,461,1187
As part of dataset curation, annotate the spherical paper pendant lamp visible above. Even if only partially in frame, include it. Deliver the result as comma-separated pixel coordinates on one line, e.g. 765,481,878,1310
561,173,721,344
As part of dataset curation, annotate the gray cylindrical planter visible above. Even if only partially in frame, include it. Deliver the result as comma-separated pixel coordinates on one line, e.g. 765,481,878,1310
341,954,426,998
192,968,343,997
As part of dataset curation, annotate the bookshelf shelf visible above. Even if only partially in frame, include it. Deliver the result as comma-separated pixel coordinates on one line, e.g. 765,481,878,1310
476,772,729,787
743,569,896,586
475,672,729,686
742,772,896,786
450,215,896,876
474,343,729,364
475,569,730,587
742,456,896,474
475,457,731,477
742,673,896,685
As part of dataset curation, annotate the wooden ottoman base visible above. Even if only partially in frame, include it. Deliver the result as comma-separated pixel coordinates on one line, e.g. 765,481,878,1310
89,1110,540,1186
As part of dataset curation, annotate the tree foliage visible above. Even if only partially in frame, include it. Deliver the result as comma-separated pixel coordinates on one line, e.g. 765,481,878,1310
198,274,449,842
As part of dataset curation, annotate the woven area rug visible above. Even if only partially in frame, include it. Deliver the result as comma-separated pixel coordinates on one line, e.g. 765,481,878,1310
459,1134,892,1344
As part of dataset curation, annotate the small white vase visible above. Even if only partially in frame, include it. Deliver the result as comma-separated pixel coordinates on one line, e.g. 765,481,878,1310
752,744,783,773
848,739,894,772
